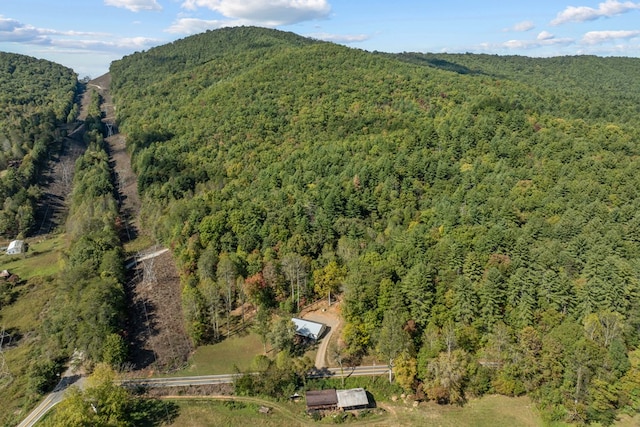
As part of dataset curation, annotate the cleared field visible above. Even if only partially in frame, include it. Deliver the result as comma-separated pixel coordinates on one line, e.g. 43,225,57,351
0,237,62,427
387,395,548,427
166,394,554,427
169,332,265,376
168,398,309,427
0,236,63,280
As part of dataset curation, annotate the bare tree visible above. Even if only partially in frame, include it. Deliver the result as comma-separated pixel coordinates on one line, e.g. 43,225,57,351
329,339,348,388
200,278,224,341
217,253,237,336
281,253,309,311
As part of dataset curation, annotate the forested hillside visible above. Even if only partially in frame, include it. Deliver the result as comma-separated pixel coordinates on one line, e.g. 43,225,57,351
0,52,77,237
110,27,640,424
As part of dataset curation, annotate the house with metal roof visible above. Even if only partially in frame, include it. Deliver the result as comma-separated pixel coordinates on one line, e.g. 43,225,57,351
292,318,327,340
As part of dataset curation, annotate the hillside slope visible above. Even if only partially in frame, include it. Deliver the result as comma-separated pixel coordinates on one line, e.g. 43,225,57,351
0,52,77,238
109,27,640,424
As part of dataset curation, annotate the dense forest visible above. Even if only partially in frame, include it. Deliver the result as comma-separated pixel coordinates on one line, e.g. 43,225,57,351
0,52,77,237
109,27,640,424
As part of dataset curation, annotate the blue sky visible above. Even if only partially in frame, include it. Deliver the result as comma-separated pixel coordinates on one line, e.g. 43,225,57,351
1,0,639,77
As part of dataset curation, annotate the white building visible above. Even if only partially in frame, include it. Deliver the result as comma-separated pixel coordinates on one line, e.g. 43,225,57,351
292,318,327,340
6,240,25,255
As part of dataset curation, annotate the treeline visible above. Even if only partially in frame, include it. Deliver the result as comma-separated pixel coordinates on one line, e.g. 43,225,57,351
0,52,77,237
395,52,640,124
40,90,127,369
109,27,640,424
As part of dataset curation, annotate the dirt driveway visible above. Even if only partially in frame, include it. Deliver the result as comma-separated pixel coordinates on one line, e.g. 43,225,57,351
301,299,342,368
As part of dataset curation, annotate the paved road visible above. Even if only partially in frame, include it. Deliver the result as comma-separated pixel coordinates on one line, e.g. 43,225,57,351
20,365,389,425
120,365,389,388
17,373,85,427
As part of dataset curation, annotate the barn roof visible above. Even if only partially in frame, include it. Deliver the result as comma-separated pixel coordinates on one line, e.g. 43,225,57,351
306,389,338,408
337,388,369,409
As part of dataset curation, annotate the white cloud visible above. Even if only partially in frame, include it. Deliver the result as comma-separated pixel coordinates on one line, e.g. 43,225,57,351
582,29,640,44
0,16,47,43
0,15,159,53
551,0,640,25
505,20,535,32
104,0,162,12
537,31,554,40
181,0,331,26
306,32,369,43
165,18,230,34
501,32,573,50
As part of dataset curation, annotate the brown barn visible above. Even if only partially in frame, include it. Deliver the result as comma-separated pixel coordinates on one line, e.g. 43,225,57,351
306,389,338,412
306,388,370,412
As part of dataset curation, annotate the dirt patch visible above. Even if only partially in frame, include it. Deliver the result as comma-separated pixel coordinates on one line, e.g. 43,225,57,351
125,250,192,373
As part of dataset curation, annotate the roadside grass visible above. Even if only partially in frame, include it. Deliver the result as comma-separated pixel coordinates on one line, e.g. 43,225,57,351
169,331,265,376
0,342,40,427
167,397,309,427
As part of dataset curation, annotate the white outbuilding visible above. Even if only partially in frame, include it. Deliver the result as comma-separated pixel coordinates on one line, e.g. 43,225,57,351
6,240,25,255
292,317,327,341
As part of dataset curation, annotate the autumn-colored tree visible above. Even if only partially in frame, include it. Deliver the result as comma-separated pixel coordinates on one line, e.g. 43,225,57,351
312,260,346,305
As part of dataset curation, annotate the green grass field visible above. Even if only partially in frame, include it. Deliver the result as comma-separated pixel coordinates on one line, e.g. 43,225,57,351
0,235,63,427
165,394,556,427
0,235,63,280
170,332,265,376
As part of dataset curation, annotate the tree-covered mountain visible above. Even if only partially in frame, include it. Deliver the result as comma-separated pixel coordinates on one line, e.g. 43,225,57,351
110,27,640,424
0,52,77,237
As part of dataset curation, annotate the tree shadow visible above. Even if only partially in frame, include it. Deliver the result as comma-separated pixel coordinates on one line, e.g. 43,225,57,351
124,268,160,370
130,398,180,426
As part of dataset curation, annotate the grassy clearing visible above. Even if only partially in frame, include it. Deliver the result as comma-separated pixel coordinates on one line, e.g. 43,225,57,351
0,235,64,280
0,234,64,427
164,394,553,427
386,395,548,427
0,274,59,427
167,398,309,427
169,331,264,376
613,414,640,427
122,233,155,256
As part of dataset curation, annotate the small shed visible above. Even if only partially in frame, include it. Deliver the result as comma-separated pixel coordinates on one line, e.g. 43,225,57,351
306,389,338,412
337,388,369,410
6,240,24,255
292,318,327,341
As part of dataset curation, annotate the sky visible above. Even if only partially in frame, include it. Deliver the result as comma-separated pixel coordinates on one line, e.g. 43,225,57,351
1,0,639,78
